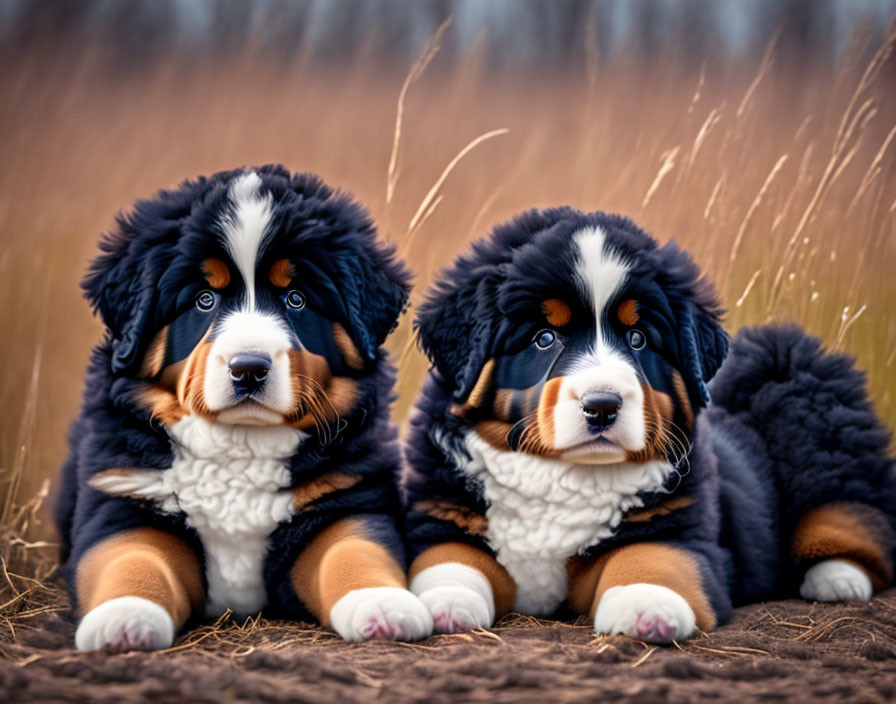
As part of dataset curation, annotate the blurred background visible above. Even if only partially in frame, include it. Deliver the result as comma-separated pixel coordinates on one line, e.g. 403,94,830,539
1,1,896,540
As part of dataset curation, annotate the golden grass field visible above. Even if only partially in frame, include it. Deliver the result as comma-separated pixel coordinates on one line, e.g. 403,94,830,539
1,21,895,558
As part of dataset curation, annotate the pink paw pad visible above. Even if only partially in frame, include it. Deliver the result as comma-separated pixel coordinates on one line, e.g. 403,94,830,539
433,612,473,634
635,613,677,641
104,627,156,654
361,618,396,640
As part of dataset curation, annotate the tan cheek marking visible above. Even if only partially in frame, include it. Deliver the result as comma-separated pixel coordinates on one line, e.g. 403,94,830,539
590,543,717,631
467,359,495,409
288,349,332,391
291,518,406,626
269,258,295,288
626,383,674,464
202,258,231,289
412,500,488,536
139,326,169,379
177,340,214,418
493,388,515,422
136,384,186,425
287,349,359,428
671,370,694,429
76,528,204,628
792,503,893,589
536,377,565,449
408,543,517,618
623,496,697,523
450,359,496,418
332,323,365,370
472,420,514,450
324,377,359,416
293,471,362,512
473,419,558,457
617,299,640,326
541,298,571,327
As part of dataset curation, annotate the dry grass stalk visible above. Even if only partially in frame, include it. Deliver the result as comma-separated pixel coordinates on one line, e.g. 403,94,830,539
386,16,453,205
736,30,779,118
847,122,896,216
735,269,763,308
642,146,680,208
729,155,787,262
1,344,43,525
404,127,510,243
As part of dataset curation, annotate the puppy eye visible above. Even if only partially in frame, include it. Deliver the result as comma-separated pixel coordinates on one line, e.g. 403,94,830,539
195,290,216,312
627,329,646,350
534,329,556,349
285,290,306,310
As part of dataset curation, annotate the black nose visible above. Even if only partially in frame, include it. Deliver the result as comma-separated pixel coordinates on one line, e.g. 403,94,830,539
581,392,622,432
228,353,271,395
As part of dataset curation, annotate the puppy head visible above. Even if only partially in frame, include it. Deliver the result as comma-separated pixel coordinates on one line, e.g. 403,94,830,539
84,165,409,430
416,207,727,464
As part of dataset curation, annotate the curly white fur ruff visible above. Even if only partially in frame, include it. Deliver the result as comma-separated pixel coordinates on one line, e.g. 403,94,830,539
459,431,673,615
90,416,305,617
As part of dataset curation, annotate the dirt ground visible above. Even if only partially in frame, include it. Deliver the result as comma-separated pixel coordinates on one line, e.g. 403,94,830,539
1,586,895,704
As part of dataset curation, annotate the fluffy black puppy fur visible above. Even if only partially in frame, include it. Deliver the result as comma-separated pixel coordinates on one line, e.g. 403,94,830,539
55,165,431,651
401,206,896,641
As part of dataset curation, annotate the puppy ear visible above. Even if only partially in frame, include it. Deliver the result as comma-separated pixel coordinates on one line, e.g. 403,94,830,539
416,266,502,402
81,216,163,375
334,241,410,360
276,168,412,361
676,301,729,406
657,242,729,407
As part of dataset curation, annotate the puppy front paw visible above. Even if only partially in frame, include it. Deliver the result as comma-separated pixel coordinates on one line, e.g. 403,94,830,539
594,583,696,644
329,587,433,642
417,586,492,634
800,559,873,602
410,563,496,634
75,596,175,653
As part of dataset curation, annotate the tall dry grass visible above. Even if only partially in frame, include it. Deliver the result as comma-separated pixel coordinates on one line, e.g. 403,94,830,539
1,22,895,552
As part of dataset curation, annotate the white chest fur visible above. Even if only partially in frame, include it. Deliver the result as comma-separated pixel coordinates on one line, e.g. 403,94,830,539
94,416,305,617
461,432,672,615
165,418,304,616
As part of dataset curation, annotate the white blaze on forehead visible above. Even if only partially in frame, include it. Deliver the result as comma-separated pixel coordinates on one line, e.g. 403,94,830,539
550,226,644,457
573,226,630,350
220,171,273,310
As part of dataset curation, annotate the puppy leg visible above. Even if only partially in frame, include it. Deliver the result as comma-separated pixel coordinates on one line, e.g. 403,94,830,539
571,543,720,644
793,502,894,602
292,518,432,642
408,542,516,634
75,528,203,652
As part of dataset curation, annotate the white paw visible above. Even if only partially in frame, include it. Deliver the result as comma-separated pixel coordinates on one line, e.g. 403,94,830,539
410,563,495,633
594,583,696,644
800,559,873,602
75,596,175,653
329,587,433,642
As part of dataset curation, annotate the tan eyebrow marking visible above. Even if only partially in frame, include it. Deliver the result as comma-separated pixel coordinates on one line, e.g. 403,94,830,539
269,258,295,288
617,299,640,326
201,258,231,289
541,299,572,327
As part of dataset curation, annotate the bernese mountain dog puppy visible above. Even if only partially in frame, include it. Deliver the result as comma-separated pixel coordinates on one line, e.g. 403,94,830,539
55,165,434,651
402,207,896,642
